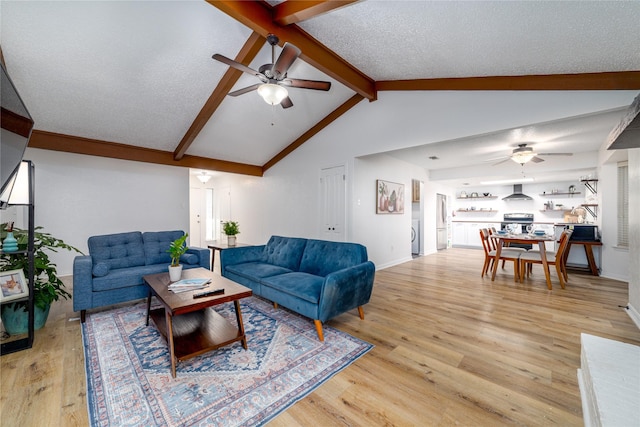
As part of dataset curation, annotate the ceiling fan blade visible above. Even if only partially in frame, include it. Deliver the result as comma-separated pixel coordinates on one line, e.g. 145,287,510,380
228,84,261,97
272,42,301,79
537,152,573,156
281,78,331,91
280,96,293,109
212,54,266,81
492,158,511,166
531,156,545,163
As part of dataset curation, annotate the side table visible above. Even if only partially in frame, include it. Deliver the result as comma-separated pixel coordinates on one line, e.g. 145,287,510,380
208,241,250,271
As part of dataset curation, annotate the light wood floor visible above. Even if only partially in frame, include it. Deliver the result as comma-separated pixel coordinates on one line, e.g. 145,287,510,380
2,248,639,426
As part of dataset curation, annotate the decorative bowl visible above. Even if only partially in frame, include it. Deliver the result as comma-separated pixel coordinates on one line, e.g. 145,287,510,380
496,230,507,235
483,192,490,197
533,230,546,236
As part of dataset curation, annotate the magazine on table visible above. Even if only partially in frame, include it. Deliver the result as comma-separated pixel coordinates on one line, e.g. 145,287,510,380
168,278,210,293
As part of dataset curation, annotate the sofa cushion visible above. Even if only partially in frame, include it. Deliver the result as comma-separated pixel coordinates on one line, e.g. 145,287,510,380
226,262,293,281
264,236,308,270
92,263,202,292
88,231,145,270
260,272,324,304
92,262,110,277
180,253,199,265
142,230,185,265
299,239,368,277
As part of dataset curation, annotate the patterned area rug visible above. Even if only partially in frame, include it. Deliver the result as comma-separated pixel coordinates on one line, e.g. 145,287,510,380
82,296,372,426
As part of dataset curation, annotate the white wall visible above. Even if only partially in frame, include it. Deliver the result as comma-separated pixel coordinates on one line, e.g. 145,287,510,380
2,148,190,276
352,154,426,269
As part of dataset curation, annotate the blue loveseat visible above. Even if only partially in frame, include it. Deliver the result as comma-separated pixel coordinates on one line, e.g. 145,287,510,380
73,230,209,322
220,236,375,341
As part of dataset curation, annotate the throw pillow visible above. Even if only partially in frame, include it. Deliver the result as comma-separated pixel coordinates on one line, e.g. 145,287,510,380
92,262,110,277
180,253,199,265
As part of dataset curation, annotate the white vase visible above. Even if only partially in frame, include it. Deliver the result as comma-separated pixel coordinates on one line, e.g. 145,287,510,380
227,235,237,246
168,265,182,282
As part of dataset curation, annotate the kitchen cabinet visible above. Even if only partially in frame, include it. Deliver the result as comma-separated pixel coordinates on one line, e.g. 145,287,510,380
452,222,500,248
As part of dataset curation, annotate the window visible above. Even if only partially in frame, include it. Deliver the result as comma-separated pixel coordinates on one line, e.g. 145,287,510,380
617,162,628,247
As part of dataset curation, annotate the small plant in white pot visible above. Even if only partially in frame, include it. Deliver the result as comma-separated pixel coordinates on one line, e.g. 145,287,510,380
223,221,240,246
167,233,188,282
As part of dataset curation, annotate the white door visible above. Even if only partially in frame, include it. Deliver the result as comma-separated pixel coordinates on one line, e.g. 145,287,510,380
320,165,346,241
189,187,204,247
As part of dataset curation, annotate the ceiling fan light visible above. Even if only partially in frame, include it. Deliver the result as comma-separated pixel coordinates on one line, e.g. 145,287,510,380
511,151,536,164
257,83,288,105
197,172,212,184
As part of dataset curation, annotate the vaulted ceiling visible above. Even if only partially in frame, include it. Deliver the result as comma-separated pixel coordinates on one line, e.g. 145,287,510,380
2,0,639,182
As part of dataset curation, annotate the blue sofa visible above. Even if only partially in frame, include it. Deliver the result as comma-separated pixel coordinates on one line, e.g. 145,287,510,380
220,236,375,341
73,230,209,322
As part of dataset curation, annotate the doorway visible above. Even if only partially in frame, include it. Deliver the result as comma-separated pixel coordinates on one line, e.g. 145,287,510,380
436,193,447,250
411,179,422,256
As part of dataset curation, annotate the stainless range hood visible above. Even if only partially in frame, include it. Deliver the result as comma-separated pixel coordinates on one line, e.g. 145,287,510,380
502,184,533,201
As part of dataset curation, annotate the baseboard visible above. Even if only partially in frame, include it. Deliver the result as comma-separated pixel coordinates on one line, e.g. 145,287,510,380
626,302,640,330
375,256,414,270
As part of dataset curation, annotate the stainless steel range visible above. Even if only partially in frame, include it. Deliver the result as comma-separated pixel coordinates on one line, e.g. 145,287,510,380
501,213,534,249
501,213,534,232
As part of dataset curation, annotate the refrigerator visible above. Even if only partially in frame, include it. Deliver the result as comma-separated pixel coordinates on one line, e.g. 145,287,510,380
436,193,447,250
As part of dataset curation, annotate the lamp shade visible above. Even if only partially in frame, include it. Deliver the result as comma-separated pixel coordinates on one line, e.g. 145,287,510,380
257,83,288,105
511,151,536,164
0,160,30,206
197,172,211,184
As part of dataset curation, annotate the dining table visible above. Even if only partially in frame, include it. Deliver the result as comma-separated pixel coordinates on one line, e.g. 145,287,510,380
491,233,557,289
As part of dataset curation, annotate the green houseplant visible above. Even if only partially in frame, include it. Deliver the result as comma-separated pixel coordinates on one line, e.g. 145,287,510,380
166,233,188,281
0,223,83,334
222,221,240,246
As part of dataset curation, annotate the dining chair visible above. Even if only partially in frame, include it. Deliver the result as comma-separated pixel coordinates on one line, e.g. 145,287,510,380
480,228,522,281
519,229,573,288
488,227,526,269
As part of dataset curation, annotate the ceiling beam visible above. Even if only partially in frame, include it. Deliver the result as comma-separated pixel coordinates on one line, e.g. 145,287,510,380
272,0,359,25
262,94,364,172
376,71,640,91
207,0,376,101
29,130,263,176
173,32,265,160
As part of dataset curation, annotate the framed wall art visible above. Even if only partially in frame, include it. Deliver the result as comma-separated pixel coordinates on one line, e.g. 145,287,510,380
376,179,405,214
0,269,29,303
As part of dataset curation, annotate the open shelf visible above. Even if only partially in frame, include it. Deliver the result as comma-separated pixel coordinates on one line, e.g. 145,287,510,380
539,192,581,196
457,196,497,200
457,209,497,212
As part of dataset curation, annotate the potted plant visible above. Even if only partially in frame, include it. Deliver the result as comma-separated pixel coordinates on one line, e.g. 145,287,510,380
166,233,188,281
222,221,240,246
0,223,83,334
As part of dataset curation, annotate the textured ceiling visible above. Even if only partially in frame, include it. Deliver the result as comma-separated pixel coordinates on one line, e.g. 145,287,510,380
1,0,639,183
300,1,640,80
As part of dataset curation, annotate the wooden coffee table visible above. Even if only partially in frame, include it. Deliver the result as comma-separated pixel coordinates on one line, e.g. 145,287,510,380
143,267,252,378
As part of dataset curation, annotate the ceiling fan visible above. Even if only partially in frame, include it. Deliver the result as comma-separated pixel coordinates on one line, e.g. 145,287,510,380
493,143,573,165
212,34,331,109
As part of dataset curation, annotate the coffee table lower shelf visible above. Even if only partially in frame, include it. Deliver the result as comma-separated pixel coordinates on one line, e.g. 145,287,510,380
149,306,246,363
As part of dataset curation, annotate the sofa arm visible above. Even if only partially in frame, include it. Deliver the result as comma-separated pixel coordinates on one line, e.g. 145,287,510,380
187,246,211,270
318,261,376,322
220,245,266,273
73,255,94,312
